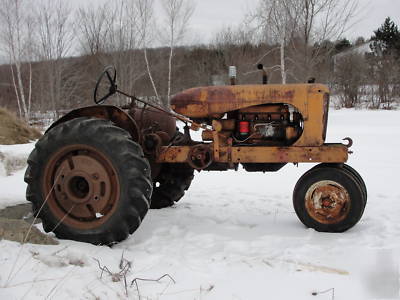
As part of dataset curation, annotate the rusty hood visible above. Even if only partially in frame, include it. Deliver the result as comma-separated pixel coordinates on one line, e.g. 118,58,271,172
170,84,329,119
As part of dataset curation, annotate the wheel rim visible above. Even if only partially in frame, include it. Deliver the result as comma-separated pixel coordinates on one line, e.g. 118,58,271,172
305,180,351,224
43,144,120,230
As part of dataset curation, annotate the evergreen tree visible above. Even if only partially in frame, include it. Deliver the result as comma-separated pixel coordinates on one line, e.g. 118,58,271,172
370,17,400,57
354,36,365,46
334,38,352,53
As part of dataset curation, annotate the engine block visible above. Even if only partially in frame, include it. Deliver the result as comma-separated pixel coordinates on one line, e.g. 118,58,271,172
235,104,303,146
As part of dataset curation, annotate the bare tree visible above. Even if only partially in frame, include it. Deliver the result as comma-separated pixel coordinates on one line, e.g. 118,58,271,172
74,0,159,105
212,25,263,84
293,0,359,81
334,52,366,108
75,3,111,56
73,0,194,107
255,0,301,83
99,0,143,104
368,54,400,109
136,0,160,101
252,0,359,83
35,0,76,114
160,0,194,105
0,0,34,121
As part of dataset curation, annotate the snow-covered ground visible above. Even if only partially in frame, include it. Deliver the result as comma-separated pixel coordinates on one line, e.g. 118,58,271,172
0,143,36,209
0,109,399,300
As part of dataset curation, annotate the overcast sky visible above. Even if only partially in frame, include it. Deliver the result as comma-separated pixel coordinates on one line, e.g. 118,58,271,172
70,0,400,43
189,0,400,41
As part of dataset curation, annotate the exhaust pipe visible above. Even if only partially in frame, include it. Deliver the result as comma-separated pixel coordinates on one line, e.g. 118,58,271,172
257,64,268,85
229,66,237,85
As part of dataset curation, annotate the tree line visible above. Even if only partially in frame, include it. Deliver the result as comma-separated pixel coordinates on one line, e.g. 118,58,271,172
334,17,400,109
0,0,398,122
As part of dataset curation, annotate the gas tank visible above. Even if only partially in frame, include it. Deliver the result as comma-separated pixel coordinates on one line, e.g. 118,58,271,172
130,106,176,138
170,84,329,119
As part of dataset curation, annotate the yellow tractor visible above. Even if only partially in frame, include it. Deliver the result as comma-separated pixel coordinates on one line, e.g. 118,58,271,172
25,66,366,244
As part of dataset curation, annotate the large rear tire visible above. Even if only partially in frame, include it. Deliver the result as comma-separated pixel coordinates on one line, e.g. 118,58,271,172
150,163,194,209
24,117,152,245
293,165,365,232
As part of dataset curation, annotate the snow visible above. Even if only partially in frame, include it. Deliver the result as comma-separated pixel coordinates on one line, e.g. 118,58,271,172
0,143,34,209
0,108,400,299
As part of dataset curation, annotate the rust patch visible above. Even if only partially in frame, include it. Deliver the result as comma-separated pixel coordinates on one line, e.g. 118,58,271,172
43,144,120,230
170,84,327,121
305,180,351,224
130,107,176,139
47,105,140,142
267,89,295,101
159,144,348,164
284,90,295,99
187,144,213,170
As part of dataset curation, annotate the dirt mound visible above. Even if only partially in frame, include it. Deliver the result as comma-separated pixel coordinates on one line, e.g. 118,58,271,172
0,218,58,245
0,108,42,144
0,204,57,245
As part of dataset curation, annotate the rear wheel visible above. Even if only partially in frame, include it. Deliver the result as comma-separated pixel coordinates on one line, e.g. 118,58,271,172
24,117,152,245
150,164,194,209
293,165,365,232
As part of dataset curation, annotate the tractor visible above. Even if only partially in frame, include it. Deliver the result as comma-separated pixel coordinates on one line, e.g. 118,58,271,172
24,66,367,245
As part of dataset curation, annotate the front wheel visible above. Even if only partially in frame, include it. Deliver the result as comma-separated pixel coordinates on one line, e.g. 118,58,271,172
311,163,367,205
293,165,365,232
25,117,152,245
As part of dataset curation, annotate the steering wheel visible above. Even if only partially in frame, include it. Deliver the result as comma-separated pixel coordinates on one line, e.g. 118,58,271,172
94,66,117,105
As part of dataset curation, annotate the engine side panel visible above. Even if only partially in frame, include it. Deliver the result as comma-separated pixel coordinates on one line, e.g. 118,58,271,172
170,84,328,118
172,84,329,146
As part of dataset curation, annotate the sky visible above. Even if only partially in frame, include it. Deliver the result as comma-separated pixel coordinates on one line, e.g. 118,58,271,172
183,0,400,41
70,0,400,43
347,0,400,39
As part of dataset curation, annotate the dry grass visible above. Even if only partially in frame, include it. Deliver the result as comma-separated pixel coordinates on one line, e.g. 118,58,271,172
0,108,42,145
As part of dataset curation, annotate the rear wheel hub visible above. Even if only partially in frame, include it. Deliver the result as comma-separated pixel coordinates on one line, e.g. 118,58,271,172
43,145,120,230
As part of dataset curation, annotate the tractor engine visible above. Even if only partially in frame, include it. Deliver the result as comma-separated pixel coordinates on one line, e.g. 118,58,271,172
200,104,304,172
233,104,303,146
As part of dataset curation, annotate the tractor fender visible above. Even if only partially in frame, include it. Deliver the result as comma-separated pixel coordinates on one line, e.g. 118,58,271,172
47,105,140,142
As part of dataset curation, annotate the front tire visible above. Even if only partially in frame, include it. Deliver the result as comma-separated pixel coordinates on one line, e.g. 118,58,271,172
311,163,367,205
293,165,365,232
24,117,152,245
